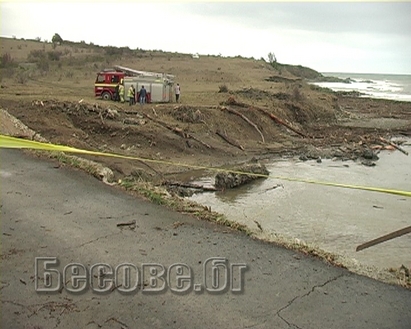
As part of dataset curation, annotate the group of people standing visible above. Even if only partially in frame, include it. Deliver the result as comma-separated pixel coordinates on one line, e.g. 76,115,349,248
114,81,147,106
114,81,181,105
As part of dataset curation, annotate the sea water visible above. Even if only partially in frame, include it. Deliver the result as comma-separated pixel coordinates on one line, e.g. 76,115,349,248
311,73,411,102
189,143,411,272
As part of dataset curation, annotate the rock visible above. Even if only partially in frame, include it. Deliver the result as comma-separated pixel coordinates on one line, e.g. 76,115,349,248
361,160,376,167
166,186,194,197
299,155,308,161
316,157,322,163
214,163,269,189
362,149,379,160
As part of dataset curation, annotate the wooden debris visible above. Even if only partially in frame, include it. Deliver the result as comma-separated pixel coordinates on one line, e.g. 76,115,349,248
215,163,269,189
254,220,263,231
255,106,308,138
123,117,147,125
262,184,284,192
356,225,411,252
116,220,136,227
142,113,212,149
379,137,409,156
220,106,265,143
224,97,307,138
162,181,219,192
216,129,244,151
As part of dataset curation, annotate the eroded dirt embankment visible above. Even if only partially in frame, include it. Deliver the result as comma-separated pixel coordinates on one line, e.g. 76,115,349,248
1,95,410,184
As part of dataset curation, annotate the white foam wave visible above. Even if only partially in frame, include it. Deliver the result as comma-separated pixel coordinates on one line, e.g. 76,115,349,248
310,79,409,102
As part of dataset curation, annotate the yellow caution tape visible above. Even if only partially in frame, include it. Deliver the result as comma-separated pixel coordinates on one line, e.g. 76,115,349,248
1,134,410,198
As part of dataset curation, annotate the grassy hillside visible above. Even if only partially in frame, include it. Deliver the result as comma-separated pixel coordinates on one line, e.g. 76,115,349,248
0,36,326,104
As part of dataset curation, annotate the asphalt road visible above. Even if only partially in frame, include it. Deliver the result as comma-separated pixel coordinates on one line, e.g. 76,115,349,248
1,149,410,329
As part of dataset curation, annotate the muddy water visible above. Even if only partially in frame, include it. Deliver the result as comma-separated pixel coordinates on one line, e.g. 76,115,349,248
189,141,411,271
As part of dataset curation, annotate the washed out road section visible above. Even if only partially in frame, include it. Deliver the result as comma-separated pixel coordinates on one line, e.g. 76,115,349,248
1,149,410,329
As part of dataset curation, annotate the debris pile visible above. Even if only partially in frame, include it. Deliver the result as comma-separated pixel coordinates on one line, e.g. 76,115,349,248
215,162,269,189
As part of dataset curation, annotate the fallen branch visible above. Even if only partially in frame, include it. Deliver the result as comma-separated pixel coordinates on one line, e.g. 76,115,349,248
99,111,105,125
220,106,265,143
216,129,245,150
224,97,307,138
116,220,136,227
162,181,219,192
255,107,308,138
142,113,212,149
356,226,411,252
254,220,263,231
260,184,284,193
379,137,409,156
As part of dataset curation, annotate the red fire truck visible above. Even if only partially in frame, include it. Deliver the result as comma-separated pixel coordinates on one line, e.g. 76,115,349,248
94,65,175,103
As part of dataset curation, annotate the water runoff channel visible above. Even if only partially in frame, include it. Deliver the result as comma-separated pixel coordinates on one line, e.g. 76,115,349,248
188,140,411,276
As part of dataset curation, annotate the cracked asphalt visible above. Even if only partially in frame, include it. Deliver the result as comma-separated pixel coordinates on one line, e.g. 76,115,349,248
1,149,411,329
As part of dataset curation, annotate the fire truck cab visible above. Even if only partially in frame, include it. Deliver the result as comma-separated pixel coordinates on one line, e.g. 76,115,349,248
94,65,175,103
95,70,125,100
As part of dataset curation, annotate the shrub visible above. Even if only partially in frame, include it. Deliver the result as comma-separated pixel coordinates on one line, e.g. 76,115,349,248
105,46,123,56
65,70,74,78
0,53,15,68
15,70,28,84
37,58,50,72
47,51,62,61
27,49,46,62
218,84,229,93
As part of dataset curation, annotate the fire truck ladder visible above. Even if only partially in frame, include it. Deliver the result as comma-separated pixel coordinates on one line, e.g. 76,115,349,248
114,65,175,82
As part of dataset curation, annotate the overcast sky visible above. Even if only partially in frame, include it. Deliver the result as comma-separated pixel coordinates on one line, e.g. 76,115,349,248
1,1,411,74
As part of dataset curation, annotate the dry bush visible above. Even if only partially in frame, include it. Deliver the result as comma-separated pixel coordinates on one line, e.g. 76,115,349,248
47,51,62,61
27,49,46,62
218,84,229,93
37,58,49,72
65,70,74,78
0,53,15,68
15,70,29,84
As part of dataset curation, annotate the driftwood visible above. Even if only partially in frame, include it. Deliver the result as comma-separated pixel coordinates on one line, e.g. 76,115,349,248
141,113,212,149
356,226,411,252
255,107,307,138
225,98,307,138
123,117,147,125
220,106,265,143
261,184,284,193
379,137,409,156
116,220,137,227
216,129,244,151
162,181,219,192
